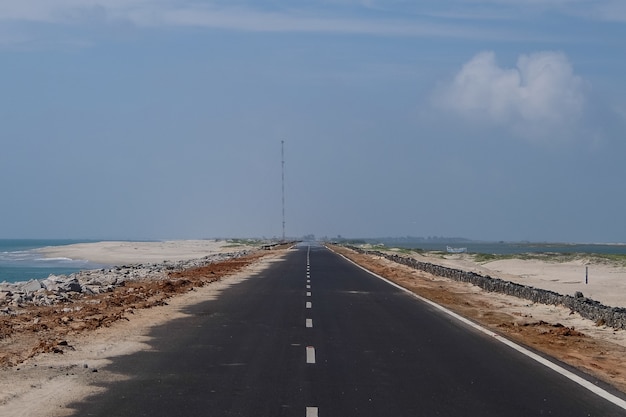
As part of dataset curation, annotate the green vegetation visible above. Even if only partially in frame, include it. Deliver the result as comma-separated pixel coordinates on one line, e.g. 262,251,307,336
472,252,626,267
223,238,265,247
350,242,626,267
342,239,368,245
473,252,580,263
396,247,424,254
590,253,626,267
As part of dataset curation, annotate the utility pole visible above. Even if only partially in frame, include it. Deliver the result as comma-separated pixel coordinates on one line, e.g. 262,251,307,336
281,140,286,242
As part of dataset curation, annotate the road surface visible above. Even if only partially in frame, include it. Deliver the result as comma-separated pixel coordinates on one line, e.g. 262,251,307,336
68,243,626,416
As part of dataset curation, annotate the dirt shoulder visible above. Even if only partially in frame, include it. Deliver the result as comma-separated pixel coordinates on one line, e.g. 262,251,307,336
0,248,288,417
328,245,626,395
3,243,625,416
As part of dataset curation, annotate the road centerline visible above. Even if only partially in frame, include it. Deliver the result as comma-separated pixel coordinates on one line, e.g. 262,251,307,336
306,406,318,417
306,346,316,364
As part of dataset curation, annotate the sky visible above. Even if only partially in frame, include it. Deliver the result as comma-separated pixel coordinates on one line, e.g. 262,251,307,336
1,1,625,243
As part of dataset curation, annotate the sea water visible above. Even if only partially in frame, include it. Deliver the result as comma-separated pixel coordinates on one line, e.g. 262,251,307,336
368,239,626,256
0,239,105,284
3,238,625,285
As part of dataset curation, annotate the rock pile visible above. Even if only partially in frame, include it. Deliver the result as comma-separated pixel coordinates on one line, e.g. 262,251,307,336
0,251,251,312
346,246,626,330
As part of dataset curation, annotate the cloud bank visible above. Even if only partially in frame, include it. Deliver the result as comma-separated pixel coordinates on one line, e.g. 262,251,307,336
433,51,586,141
1,0,622,38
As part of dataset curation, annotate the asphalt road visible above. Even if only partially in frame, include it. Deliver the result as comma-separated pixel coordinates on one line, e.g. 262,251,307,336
68,243,626,416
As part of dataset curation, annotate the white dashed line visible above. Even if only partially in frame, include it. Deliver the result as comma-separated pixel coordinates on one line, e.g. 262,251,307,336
306,301,312,309
306,346,316,363
307,279,311,283
306,406,318,417
306,284,311,289
306,292,311,297
306,318,313,328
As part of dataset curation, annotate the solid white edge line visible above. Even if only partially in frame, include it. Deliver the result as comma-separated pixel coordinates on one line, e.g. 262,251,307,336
334,251,626,411
306,406,318,417
306,346,316,363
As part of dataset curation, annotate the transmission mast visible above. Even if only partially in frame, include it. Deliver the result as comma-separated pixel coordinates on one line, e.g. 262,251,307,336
281,140,286,242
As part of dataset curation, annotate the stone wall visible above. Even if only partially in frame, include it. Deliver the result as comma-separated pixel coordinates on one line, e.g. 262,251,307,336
345,246,626,330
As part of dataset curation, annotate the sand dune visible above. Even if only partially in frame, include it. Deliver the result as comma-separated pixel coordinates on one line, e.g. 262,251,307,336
39,240,254,266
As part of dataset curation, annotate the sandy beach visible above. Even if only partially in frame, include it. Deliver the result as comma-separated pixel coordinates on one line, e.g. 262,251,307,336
2,241,626,416
38,240,626,309
399,250,626,308
39,239,257,266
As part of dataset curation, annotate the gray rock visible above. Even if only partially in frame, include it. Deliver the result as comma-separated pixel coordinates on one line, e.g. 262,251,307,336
58,278,82,293
0,249,253,308
21,279,43,294
347,245,626,330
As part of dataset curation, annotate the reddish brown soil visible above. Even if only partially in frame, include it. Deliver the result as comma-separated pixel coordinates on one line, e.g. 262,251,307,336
2,244,625,396
329,245,626,394
0,251,269,367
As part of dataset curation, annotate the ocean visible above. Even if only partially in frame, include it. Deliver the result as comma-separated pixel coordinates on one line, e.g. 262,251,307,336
366,239,626,256
2,238,626,285
0,239,106,284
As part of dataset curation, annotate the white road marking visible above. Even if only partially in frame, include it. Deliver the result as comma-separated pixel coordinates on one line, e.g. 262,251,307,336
306,318,313,328
306,406,318,417
307,279,311,283
336,251,626,412
306,292,311,297
306,301,312,309
306,284,311,289
306,346,316,363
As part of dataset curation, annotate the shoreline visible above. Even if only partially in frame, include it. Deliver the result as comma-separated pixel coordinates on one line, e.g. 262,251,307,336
0,240,259,311
0,240,261,285
2,243,626,414
38,239,256,266
0,249,285,416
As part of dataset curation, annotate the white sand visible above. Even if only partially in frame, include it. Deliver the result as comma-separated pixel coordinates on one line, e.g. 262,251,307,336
0,252,287,417
405,251,626,308
39,240,255,265
39,240,626,308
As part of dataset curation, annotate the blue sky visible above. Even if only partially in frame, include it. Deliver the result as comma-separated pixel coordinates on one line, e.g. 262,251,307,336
1,1,625,242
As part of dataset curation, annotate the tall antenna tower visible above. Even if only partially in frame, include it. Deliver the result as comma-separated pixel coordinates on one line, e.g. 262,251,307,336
281,140,286,242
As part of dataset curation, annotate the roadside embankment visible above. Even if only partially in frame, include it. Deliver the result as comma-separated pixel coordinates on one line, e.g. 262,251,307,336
0,251,252,312
330,244,626,394
344,245,626,330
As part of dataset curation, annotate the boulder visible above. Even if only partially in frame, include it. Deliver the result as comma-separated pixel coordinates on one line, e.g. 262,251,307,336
58,278,82,293
21,279,43,294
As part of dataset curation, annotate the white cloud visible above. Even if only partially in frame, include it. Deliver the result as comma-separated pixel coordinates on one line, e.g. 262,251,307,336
456,0,626,22
433,51,586,141
0,1,547,40
1,0,625,27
